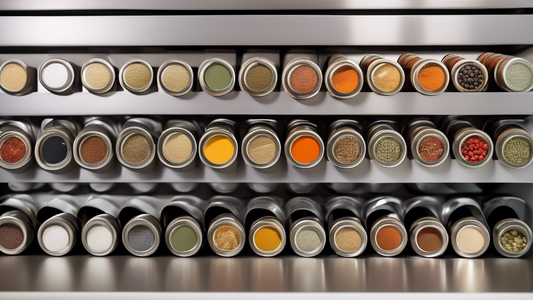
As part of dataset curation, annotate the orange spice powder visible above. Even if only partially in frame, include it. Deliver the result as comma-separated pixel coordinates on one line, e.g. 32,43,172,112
332,66,359,93
418,66,445,91
376,226,402,250
291,136,320,164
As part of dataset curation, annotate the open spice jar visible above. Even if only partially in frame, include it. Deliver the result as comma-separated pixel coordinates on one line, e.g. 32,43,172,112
325,196,367,257
199,58,236,97
442,54,488,92
0,120,35,171
119,59,154,94
282,57,323,100
327,119,366,169
81,58,116,95
478,53,533,92
245,196,286,257
485,118,533,169
360,54,405,96
403,119,449,167
35,119,80,172
115,118,161,171
73,117,118,171
157,60,194,97
443,117,493,168
199,119,239,170
157,120,199,170
397,53,449,95
367,120,407,168
241,119,282,170
286,197,326,258
0,59,35,96
324,55,364,99
239,57,278,97
205,196,246,257
285,119,324,168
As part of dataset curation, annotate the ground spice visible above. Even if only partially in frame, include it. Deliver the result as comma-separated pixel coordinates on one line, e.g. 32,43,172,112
501,230,527,253
376,226,402,250
333,136,361,164
163,133,192,163
80,136,108,164
503,136,531,165
416,227,443,252
124,63,151,90
254,226,281,252
0,63,27,92
290,65,318,94
85,62,112,90
418,136,444,162
418,65,446,91
162,64,190,92
374,137,403,163
1,137,26,163
461,136,489,163
248,135,276,164
332,66,359,93
505,63,533,91
291,136,320,164
296,228,321,252
246,65,273,92
214,225,240,251
204,135,235,164
373,63,401,92
122,134,150,164
0,224,24,249
335,227,362,252
457,227,484,253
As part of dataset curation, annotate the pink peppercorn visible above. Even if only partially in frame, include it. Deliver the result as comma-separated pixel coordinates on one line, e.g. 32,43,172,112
461,136,489,163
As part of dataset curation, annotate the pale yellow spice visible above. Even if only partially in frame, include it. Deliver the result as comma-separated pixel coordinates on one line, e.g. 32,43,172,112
248,136,276,164
335,227,362,252
373,63,401,92
85,62,112,90
124,63,151,90
163,133,193,163
214,225,240,251
0,63,27,91
162,64,190,92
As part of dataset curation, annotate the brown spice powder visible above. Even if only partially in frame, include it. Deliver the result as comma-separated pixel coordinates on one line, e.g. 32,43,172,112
335,227,362,252
214,225,240,251
333,136,361,164
0,63,27,92
246,65,273,92
122,134,150,164
289,65,318,94
0,224,24,249
80,136,108,164
248,135,276,164
373,63,401,92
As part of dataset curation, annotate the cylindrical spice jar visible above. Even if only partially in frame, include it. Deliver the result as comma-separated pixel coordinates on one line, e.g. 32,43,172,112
157,120,200,170
119,59,154,94
37,195,82,256
397,53,449,95
0,59,35,96
282,58,323,100
247,183,278,194
324,55,364,99
204,196,246,257
443,117,494,168
199,119,238,169
157,60,194,96
0,194,38,255
486,118,533,169
118,196,163,257
73,117,119,171
38,58,76,94
0,120,35,171
245,196,286,257
442,54,488,92
324,196,367,257
360,54,405,96
364,196,408,257
116,118,161,171
239,57,278,97
403,119,450,167
327,119,366,169
367,120,407,168
441,197,491,258
241,119,282,170
403,196,449,258
286,197,326,257
198,58,235,97
285,119,324,168
79,195,122,256
81,58,116,94
478,53,533,92
161,196,206,257
483,196,532,258
34,118,80,172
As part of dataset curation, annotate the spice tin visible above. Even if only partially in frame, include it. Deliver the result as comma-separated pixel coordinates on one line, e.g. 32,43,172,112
360,54,405,96
81,58,116,94
239,57,278,97
485,118,533,169
288,183,317,194
7,183,44,192
364,196,408,257
403,196,449,258
494,56,533,92
198,58,235,97
119,59,154,94
35,118,80,172
244,196,286,257
198,119,238,169
241,119,282,169
324,196,367,257
36,196,82,256
282,58,323,100
161,196,206,257
0,59,35,95
286,197,326,258
325,55,364,99
327,119,366,169
79,196,122,256
157,120,200,170
397,53,449,96
247,183,278,193
208,183,240,194
441,197,491,258
443,117,494,168
205,196,246,257
403,119,450,168
0,120,36,171
157,60,194,96
167,183,198,193
367,120,407,168
285,119,325,168
73,117,119,171
38,58,76,94
483,196,532,258
116,118,161,170
50,183,81,193
0,194,38,255
442,54,488,92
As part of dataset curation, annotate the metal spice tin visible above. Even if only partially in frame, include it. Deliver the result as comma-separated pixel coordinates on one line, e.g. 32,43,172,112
241,119,282,170
443,117,494,168
0,120,36,171
0,194,38,255
442,54,488,92
0,59,35,95
286,197,326,258
157,60,194,96
81,58,116,94
485,118,533,169
367,120,407,168
285,119,325,169
38,58,76,94
239,57,278,97
204,196,246,257
480,53,533,92
403,119,449,168
198,119,238,169
157,120,200,170
73,117,119,171
282,58,323,100
324,54,364,99
245,196,286,257
397,53,449,96
327,119,366,169
115,118,161,170
35,118,80,172
360,54,405,96
119,59,154,94
198,58,236,97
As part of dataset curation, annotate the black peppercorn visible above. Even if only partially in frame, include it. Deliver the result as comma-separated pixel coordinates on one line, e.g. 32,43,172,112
457,64,485,90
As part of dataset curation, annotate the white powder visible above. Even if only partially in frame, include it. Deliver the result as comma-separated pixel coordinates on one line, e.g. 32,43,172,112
457,226,485,254
86,225,113,253
42,225,69,253
42,63,69,89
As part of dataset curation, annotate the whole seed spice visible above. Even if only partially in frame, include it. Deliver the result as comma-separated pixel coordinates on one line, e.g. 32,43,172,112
246,65,273,92
296,228,321,252
0,137,26,163
501,230,527,253
162,64,190,92
0,63,27,92
373,63,401,92
374,137,403,163
123,63,152,90
335,227,362,252
505,63,533,91
122,134,150,164
461,136,489,163
418,136,444,162
418,65,446,91
214,225,240,251
163,133,193,163
80,136,108,164
503,137,531,165
290,65,318,94
333,136,361,164
248,135,276,164
457,64,484,90
331,66,359,93
0,224,24,249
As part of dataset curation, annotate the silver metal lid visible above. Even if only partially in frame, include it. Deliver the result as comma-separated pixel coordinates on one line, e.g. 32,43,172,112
239,57,278,97
495,127,533,169
325,55,364,99
369,215,408,257
289,217,326,258
73,130,114,170
410,59,449,96
498,57,533,92
122,213,162,257
207,213,245,257
198,58,235,97
38,58,75,93
165,216,203,257
285,122,324,169
35,128,75,171
119,59,154,94
329,217,367,257
37,213,79,257
492,218,532,258
157,60,194,96
365,57,405,96
81,58,115,94
282,58,323,100
0,210,34,255
242,124,281,169
450,217,491,258
410,126,450,168
249,216,286,257
327,124,366,169
0,59,32,95
452,128,493,168
81,214,120,256
0,129,33,170
198,125,238,169
449,59,488,92
157,126,197,169
409,216,449,258
367,123,407,168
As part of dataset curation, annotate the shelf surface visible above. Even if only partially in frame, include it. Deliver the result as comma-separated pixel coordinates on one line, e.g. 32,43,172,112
1,15,532,46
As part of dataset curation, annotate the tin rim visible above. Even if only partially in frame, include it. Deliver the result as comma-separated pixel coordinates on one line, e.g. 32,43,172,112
198,129,238,169
368,129,407,168
450,59,488,92
198,58,235,97
495,129,533,169
289,218,326,257
370,216,408,257
81,214,120,256
38,58,75,93
81,58,116,94
239,57,278,97
157,127,197,169
157,60,194,96
116,127,156,170
450,217,490,258
165,216,203,257
285,127,324,168
37,214,78,257
367,59,405,96
207,214,245,257
249,217,286,257
122,214,162,257
493,218,532,258
242,126,281,169
411,59,450,96
410,217,449,258
412,128,450,168
0,131,33,170
35,130,73,171
329,217,367,257
325,58,364,99
453,128,493,168
0,59,30,94
0,213,33,255
119,59,154,94
327,128,366,169
499,57,533,92
73,131,114,170
282,58,323,100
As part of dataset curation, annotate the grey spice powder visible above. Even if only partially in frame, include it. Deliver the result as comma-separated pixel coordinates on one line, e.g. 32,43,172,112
122,134,150,164
127,225,155,252
505,63,533,91
375,137,403,163
333,136,361,164
296,228,321,252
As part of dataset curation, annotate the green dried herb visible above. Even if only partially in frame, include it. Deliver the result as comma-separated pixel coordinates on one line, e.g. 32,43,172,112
503,137,531,165
375,137,402,163
501,230,527,253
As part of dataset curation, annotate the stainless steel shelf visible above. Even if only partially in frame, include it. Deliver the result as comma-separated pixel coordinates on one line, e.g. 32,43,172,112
2,91,533,116
1,15,532,46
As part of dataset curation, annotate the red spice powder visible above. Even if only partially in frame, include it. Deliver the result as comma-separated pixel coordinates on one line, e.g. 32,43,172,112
461,135,489,163
0,137,26,164
376,226,402,251
290,65,318,94
418,136,444,162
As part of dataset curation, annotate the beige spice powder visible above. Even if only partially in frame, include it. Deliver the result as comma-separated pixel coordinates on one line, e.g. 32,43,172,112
85,62,112,90
124,63,152,90
163,133,192,163
162,64,190,92
248,136,276,164
214,225,240,251
122,134,150,164
335,227,362,252
0,63,27,92
373,63,401,92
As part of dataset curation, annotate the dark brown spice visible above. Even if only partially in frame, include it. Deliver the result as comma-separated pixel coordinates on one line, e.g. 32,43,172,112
418,136,444,162
0,224,24,249
290,65,318,94
80,136,108,164
333,136,361,164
